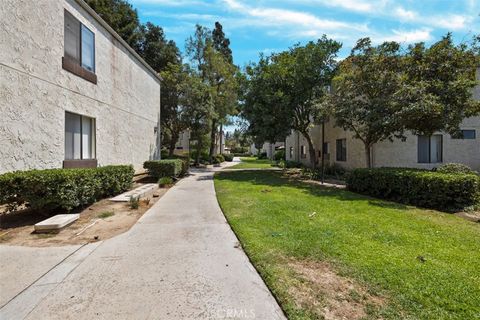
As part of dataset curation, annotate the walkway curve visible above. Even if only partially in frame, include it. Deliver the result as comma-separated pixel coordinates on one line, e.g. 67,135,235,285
2,163,285,320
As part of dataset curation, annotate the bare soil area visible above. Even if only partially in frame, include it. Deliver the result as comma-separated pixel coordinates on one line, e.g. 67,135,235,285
0,182,169,247
286,258,386,320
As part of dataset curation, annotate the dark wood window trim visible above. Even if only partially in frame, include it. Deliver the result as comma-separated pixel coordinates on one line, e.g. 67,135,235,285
62,56,97,84
63,159,98,169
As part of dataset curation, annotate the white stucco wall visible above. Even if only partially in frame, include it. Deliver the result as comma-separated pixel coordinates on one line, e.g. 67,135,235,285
0,0,160,174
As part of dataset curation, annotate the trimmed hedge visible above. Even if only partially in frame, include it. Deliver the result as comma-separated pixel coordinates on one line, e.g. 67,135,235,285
0,165,134,212
212,154,225,164
346,168,480,211
223,154,234,162
437,163,476,175
143,159,184,178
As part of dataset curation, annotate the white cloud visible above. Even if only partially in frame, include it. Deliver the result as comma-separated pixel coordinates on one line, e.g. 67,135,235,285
377,28,433,43
394,7,417,21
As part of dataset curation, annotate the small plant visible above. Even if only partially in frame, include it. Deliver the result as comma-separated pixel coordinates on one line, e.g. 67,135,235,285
274,150,285,161
158,177,173,187
129,196,140,209
223,154,234,162
98,211,114,219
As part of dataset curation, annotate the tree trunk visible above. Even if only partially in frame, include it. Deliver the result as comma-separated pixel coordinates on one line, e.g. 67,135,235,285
209,119,217,161
195,137,202,166
168,133,179,158
219,124,223,154
302,131,317,169
364,144,372,168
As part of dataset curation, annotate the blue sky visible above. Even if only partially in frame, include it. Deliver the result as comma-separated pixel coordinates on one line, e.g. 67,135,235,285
131,0,480,67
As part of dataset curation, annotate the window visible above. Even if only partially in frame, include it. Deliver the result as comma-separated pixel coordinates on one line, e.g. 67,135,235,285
336,139,346,161
65,112,96,160
418,135,442,163
451,130,476,140
289,147,294,159
64,10,96,82
301,145,307,158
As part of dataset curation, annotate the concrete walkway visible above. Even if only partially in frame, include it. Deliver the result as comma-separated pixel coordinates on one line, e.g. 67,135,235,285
0,162,285,320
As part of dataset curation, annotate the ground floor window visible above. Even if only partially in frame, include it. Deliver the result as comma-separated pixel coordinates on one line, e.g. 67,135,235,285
65,112,96,160
300,145,307,158
418,135,442,163
289,147,294,159
336,139,346,161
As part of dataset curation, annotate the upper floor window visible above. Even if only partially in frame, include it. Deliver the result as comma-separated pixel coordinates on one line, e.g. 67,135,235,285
64,10,97,83
336,139,346,161
418,135,442,163
451,130,476,140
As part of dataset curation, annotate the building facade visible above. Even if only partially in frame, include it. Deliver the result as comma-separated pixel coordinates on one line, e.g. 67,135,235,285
0,0,161,174
286,75,480,170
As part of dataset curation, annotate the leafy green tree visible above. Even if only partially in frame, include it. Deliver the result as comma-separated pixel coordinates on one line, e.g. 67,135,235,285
212,22,233,64
398,34,480,136
241,56,291,147
85,0,143,51
140,22,181,72
329,38,404,168
244,37,341,168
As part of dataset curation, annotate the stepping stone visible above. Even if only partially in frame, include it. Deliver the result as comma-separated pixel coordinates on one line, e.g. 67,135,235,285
109,183,157,202
34,214,79,233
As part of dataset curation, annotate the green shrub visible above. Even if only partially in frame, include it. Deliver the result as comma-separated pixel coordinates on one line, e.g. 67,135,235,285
437,163,475,175
129,196,139,209
158,176,173,187
233,152,250,157
302,163,347,180
215,154,225,164
274,150,285,161
0,165,134,213
285,160,303,168
161,154,190,176
258,152,268,160
223,154,234,162
346,167,480,211
143,159,183,178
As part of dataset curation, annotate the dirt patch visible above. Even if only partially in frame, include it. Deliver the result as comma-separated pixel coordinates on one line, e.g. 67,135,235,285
454,211,480,223
0,185,169,247
286,258,385,320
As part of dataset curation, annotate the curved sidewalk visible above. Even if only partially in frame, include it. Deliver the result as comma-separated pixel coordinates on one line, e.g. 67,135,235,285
1,164,285,320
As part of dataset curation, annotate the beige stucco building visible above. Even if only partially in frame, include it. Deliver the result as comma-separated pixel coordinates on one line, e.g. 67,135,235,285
251,142,285,159
0,0,161,174
286,78,480,171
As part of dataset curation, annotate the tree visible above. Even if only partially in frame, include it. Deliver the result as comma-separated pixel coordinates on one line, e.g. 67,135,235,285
85,0,143,51
398,34,480,136
159,63,191,157
241,56,291,146
329,38,404,168
212,22,233,64
329,36,480,168
244,37,341,168
140,22,181,72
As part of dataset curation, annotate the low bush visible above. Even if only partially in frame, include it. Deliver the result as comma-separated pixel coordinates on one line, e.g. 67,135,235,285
143,159,183,178
0,165,134,213
302,163,347,180
231,146,249,154
129,196,139,209
233,152,251,157
258,152,268,160
274,150,285,161
158,176,173,187
346,167,480,211
223,154,234,162
436,163,475,175
212,154,225,164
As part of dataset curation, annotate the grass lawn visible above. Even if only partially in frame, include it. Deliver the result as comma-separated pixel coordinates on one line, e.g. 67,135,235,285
231,156,276,169
214,170,480,320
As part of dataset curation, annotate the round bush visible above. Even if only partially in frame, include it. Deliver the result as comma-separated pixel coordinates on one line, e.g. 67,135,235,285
437,163,474,175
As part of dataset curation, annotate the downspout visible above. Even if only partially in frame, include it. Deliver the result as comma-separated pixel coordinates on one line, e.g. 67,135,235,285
157,82,161,160
321,121,325,184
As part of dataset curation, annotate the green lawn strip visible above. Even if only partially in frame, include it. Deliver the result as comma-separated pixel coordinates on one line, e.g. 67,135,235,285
231,157,276,169
214,170,480,320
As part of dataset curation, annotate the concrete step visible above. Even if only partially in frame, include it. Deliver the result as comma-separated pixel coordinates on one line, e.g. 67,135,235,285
34,214,79,233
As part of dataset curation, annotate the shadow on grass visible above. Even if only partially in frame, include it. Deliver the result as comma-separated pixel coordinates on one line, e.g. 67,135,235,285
215,170,409,211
